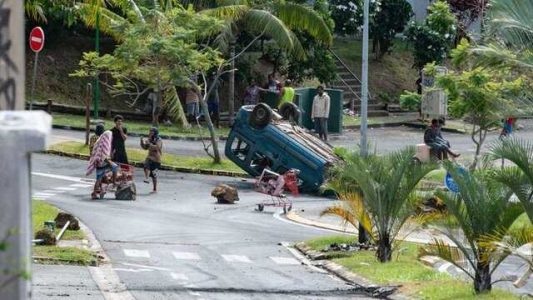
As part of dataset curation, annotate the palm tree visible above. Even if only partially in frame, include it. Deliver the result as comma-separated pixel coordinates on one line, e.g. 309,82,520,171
323,147,436,262
421,163,524,293
471,0,533,71
488,137,533,221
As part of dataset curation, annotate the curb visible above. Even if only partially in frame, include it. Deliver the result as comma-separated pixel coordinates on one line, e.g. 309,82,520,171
343,121,412,130
43,150,250,178
294,243,408,300
52,124,228,142
402,122,466,134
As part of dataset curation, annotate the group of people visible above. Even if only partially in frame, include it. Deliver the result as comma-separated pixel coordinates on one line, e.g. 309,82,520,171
87,115,163,199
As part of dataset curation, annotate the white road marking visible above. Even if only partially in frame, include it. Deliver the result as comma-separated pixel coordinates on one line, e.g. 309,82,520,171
189,292,201,296
54,187,77,191
33,193,56,197
170,272,189,281
173,252,201,260
70,183,94,188
120,263,170,271
185,284,198,288
113,268,153,273
270,256,300,265
43,189,65,193
123,249,150,258
222,254,252,263
32,172,94,183
438,262,453,273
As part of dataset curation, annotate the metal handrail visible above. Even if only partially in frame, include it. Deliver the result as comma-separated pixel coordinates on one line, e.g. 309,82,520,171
329,48,372,100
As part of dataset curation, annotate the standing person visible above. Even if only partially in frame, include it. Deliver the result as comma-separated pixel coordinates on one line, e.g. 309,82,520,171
87,130,118,199
278,79,295,109
244,79,263,106
140,127,163,193
186,88,200,123
266,74,281,94
311,85,331,141
89,124,105,155
207,74,221,128
500,116,516,138
111,115,129,164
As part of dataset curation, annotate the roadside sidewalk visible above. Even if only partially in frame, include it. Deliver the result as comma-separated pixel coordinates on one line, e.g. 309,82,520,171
32,264,103,300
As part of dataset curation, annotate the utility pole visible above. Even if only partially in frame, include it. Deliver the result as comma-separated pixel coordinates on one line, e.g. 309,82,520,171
358,0,370,244
93,9,100,119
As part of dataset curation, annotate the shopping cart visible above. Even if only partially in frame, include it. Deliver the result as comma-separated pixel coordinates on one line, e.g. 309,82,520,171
92,164,136,200
254,169,299,213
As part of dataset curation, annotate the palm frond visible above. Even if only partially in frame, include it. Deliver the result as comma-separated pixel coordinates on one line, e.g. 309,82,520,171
76,3,129,41
201,4,249,20
163,86,189,127
242,9,294,51
275,2,332,46
24,0,47,23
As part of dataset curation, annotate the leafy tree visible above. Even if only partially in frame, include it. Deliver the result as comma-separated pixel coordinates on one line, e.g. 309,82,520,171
72,6,226,162
436,40,525,170
371,0,412,59
422,163,524,293
406,0,456,70
329,0,362,36
447,0,488,40
488,138,533,221
323,147,436,262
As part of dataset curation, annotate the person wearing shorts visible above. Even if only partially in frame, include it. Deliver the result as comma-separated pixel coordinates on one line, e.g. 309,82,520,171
86,131,118,199
140,127,163,192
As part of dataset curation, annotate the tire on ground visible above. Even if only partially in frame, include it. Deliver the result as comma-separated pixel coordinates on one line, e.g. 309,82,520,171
249,103,273,129
279,102,300,122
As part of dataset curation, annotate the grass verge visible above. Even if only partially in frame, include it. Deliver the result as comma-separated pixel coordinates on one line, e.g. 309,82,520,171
48,141,245,174
304,236,521,300
32,200,96,266
52,112,230,138
343,114,418,127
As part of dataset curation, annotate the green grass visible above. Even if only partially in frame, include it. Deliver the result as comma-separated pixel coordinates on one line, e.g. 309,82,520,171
424,169,446,183
33,200,84,240
32,200,96,265
33,246,96,266
305,237,521,300
49,141,245,174
343,114,418,127
52,113,230,138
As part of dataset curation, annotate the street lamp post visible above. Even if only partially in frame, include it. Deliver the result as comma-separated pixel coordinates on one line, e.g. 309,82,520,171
358,0,370,244
93,9,100,119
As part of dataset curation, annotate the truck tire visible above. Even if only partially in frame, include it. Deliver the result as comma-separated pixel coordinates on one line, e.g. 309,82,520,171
249,103,273,129
279,102,300,122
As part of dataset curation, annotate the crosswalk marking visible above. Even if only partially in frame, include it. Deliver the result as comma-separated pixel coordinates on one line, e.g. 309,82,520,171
70,183,94,188
270,256,300,265
54,187,77,191
123,249,150,258
221,254,252,263
170,272,189,281
43,189,64,193
172,252,201,260
33,193,55,197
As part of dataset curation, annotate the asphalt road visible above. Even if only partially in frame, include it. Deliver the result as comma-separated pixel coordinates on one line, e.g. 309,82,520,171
51,119,533,159
31,154,372,300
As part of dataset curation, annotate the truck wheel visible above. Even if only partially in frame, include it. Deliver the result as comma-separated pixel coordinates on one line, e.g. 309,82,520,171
279,103,300,122
249,103,272,129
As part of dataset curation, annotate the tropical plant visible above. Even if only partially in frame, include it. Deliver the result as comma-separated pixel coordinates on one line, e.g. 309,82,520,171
406,0,456,70
370,0,412,59
399,90,421,111
422,163,524,293
436,43,525,170
470,0,533,71
323,147,436,262
487,137,533,221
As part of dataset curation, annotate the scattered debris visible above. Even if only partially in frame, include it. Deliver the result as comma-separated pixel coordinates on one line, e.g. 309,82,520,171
211,184,239,204
55,212,80,231
323,243,377,253
35,229,56,245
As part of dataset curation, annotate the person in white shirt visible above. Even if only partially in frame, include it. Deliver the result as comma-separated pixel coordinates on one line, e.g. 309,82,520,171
311,85,330,141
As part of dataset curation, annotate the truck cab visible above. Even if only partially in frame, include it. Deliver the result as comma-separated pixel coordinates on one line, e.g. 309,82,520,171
225,104,339,192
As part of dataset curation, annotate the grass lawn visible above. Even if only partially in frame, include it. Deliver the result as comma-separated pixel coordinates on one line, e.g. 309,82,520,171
343,114,419,127
32,200,96,266
305,236,521,300
49,141,245,174
52,113,230,138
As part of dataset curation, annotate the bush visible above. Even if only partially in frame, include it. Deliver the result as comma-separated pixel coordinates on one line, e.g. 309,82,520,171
399,90,421,111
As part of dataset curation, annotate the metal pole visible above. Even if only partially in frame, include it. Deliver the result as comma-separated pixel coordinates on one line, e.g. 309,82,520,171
29,53,39,111
358,0,370,244
93,9,100,119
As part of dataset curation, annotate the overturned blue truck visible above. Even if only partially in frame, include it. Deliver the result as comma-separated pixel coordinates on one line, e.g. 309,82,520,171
225,104,340,193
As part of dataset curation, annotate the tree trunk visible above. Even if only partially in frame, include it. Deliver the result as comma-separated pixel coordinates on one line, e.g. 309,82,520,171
199,96,221,164
474,261,492,293
376,235,392,262
228,39,236,126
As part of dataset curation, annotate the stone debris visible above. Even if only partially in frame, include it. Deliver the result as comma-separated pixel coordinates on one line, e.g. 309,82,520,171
35,229,56,246
55,212,80,231
211,184,239,204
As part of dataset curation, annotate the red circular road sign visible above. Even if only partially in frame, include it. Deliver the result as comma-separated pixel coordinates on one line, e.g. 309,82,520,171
29,27,45,53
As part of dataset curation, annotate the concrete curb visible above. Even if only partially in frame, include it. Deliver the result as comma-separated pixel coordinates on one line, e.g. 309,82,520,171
44,149,250,178
52,124,228,142
343,121,412,130
402,122,466,134
294,243,409,300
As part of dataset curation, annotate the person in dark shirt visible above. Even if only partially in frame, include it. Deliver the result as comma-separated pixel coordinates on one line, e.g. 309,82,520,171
111,115,129,164
424,118,460,159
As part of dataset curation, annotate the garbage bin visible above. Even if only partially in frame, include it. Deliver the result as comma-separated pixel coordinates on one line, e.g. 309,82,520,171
295,88,343,134
260,91,280,108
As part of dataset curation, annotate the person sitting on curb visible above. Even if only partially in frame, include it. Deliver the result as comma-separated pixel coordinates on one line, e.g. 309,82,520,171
424,118,460,159
141,127,163,193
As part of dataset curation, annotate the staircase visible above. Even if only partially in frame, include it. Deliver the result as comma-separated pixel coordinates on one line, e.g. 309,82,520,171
329,50,389,117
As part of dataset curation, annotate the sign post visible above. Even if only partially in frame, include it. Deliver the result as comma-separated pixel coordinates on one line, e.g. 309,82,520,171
28,26,45,111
